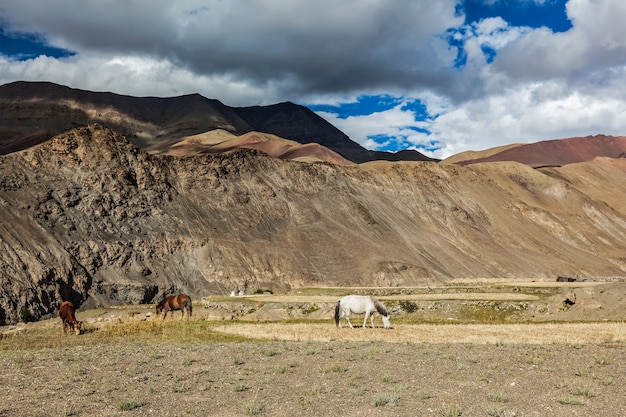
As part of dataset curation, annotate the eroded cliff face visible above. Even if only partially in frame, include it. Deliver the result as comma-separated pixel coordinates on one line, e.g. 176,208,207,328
1,124,626,324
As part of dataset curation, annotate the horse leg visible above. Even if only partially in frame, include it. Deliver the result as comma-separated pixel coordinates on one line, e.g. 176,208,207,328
370,312,375,328
345,311,354,329
362,312,369,328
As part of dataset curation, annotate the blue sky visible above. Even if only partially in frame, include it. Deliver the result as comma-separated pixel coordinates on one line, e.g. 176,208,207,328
1,1,626,158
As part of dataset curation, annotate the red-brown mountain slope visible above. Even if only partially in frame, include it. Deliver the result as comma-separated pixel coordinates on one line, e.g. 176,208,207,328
446,135,626,167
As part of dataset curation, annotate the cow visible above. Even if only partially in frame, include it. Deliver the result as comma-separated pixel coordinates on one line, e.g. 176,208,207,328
59,301,82,335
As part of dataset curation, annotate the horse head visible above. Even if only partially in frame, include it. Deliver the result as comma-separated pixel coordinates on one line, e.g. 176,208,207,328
155,301,164,315
382,315,391,329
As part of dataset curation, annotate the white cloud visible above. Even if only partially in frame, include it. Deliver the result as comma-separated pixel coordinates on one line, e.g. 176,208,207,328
1,0,626,158
424,81,626,158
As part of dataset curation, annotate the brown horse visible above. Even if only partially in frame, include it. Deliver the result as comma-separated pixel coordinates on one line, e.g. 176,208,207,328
59,301,83,335
156,294,192,320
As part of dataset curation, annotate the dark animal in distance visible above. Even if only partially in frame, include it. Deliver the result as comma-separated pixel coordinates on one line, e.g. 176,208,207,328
59,301,82,335
156,294,193,320
557,276,577,282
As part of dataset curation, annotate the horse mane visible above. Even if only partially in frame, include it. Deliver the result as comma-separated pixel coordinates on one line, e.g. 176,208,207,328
371,296,388,317
156,297,167,309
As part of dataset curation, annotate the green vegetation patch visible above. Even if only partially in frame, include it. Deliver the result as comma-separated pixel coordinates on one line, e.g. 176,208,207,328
118,400,145,411
461,301,529,323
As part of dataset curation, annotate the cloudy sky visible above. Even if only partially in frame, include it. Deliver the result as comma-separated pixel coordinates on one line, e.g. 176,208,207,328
1,0,625,158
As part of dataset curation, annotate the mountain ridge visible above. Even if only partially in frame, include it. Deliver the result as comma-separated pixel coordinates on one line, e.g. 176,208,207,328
447,135,626,167
0,81,436,163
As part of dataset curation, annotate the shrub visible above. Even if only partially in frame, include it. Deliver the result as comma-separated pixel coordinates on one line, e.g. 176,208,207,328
439,404,462,417
19,308,35,323
557,396,584,405
398,300,418,313
243,402,263,415
118,401,144,411
373,394,399,407
326,364,347,373
488,390,509,403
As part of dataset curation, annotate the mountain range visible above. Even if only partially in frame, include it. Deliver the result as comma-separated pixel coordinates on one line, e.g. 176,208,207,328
0,81,435,164
0,81,625,325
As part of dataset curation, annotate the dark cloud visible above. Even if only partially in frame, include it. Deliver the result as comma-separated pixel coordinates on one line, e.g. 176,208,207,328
0,0,463,97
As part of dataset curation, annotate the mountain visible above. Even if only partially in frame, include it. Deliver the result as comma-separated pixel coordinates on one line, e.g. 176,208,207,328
233,102,434,163
445,135,626,167
1,123,625,324
148,130,355,165
0,81,436,163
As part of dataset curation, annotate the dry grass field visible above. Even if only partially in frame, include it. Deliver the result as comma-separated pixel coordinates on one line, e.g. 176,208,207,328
2,281,625,416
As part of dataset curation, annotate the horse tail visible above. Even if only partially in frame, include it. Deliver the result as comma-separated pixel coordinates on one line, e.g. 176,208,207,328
334,300,341,327
188,296,193,317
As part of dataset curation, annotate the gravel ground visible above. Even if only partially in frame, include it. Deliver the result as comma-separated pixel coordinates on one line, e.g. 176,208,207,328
1,338,625,417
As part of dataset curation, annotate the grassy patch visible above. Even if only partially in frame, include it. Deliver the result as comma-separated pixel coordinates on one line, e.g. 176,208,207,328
0,320,259,351
118,400,144,411
488,390,509,403
373,394,400,407
439,404,462,417
276,363,296,373
243,402,263,415
486,407,516,417
570,386,597,398
325,364,347,374
380,374,399,384
461,301,528,323
557,396,585,405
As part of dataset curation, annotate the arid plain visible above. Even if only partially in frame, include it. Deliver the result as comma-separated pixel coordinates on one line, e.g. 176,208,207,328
2,280,625,416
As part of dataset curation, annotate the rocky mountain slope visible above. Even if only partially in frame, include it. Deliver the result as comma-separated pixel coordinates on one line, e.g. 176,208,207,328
1,124,626,324
0,81,435,163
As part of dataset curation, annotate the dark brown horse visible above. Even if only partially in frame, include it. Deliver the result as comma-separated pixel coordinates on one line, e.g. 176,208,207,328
59,301,83,335
156,294,192,320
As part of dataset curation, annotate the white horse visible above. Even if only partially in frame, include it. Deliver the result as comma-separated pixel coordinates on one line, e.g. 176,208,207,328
334,295,391,329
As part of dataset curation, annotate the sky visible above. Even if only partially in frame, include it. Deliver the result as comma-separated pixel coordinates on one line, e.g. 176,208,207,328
1,0,626,159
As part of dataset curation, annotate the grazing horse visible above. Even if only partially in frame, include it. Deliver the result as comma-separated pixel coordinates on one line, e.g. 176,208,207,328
334,295,391,329
156,294,192,320
59,301,82,335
